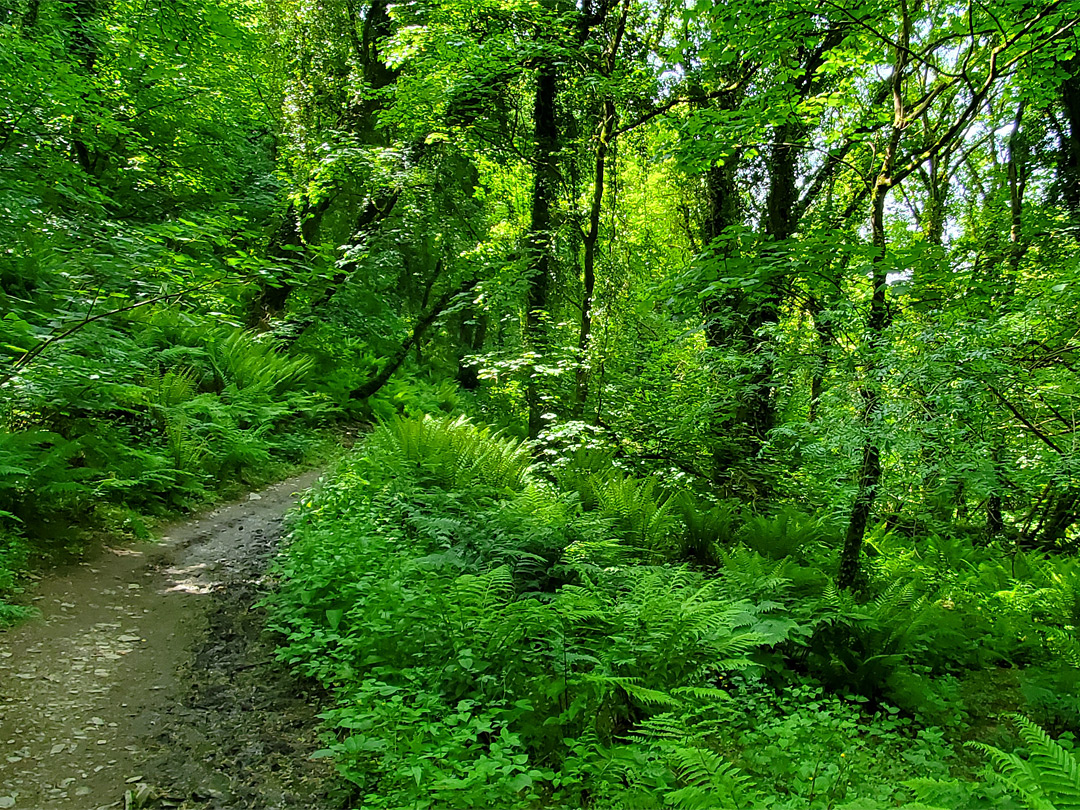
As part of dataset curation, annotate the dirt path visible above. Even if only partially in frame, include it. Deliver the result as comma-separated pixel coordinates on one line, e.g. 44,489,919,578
0,471,347,810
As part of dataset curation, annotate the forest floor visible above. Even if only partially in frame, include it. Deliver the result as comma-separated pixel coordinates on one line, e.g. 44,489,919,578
0,470,349,810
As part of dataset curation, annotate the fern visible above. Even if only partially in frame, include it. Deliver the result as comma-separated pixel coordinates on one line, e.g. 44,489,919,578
712,546,828,602
369,414,533,491
449,565,515,618
585,675,681,708
969,715,1080,809
804,575,961,698
1039,559,1080,631
623,710,754,809
626,712,690,743
137,313,311,395
667,745,754,810
596,473,680,559
1047,630,1080,669
0,429,94,513
147,367,199,409
144,368,203,470
208,329,313,393
737,504,831,561
674,493,742,566
550,445,620,510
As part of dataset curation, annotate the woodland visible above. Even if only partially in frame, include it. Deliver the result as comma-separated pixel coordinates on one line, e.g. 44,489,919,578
2,0,1080,805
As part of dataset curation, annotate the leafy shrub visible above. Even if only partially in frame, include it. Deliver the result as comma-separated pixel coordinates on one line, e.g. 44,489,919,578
718,681,997,810
1018,666,1080,734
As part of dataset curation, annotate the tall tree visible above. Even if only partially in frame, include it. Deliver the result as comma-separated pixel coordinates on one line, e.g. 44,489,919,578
837,0,1076,588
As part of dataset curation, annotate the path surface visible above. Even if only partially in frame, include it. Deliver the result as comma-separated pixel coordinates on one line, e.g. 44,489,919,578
0,471,346,810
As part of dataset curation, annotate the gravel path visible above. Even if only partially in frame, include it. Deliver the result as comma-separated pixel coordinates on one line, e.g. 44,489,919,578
0,471,346,810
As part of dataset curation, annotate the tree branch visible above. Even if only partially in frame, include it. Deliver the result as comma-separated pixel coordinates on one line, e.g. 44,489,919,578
987,384,1065,454
1,281,220,388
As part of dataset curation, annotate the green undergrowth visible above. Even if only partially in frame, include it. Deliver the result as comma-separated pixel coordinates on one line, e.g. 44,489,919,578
268,414,1080,809
2,311,333,514
0,310,350,617
0,529,33,626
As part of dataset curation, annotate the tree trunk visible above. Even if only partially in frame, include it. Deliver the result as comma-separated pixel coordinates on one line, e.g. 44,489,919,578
247,196,334,328
1058,57,1080,216
985,103,1027,538
456,308,488,390
525,58,560,438
987,482,1004,539
272,189,402,342
705,31,847,473
337,0,398,141
66,0,102,174
728,122,802,451
697,86,744,477
1007,101,1028,278
22,0,40,31
1038,489,1079,548
914,162,950,521
835,0,922,589
807,296,836,424
258,0,400,333
921,164,947,248
838,176,892,589
572,0,628,417
573,99,613,416
699,85,742,347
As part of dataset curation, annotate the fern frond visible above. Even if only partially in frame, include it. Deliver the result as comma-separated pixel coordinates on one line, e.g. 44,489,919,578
451,565,515,614
667,746,752,810
670,686,732,702
970,715,1080,810
626,712,687,742
370,415,533,491
587,675,680,707
1014,714,1080,806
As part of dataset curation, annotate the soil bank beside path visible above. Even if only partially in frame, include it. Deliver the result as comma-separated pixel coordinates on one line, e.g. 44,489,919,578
0,470,347,810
